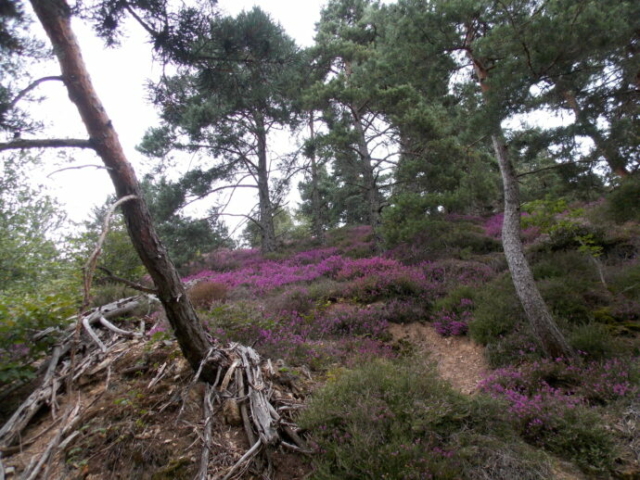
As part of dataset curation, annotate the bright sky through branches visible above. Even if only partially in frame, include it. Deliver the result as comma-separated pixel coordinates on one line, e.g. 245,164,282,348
34,0,324,229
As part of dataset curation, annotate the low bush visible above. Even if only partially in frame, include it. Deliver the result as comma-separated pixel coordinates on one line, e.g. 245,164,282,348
188,281,228,308
568,322,614,360
481,356,639,473
607,177,640,223
300,358,552,480
0,291,76,385
469,275,524,345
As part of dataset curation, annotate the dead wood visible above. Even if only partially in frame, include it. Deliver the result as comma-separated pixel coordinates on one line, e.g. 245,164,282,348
0,296,154,450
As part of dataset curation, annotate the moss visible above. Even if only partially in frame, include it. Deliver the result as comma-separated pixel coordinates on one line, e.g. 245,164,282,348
151,457,193,480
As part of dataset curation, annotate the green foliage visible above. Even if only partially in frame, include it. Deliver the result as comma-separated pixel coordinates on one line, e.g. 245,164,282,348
0,291,76,385
382,213,501,261
568,323,613,360
0,154,67,293
607,177,640,223
300,358,552,479
70,200,146,281
469,275,524,345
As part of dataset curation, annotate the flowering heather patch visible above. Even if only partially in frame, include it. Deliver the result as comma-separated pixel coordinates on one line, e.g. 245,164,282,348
184,247,439,302
423,259,496,290
432,297,474,336
483,213,504,239
383,299,429,324
290,247,339,265
482,213,541,243
481,356,639,428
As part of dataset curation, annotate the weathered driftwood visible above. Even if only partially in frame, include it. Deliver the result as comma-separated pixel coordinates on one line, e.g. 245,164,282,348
0,296,152,450
1,294,309,479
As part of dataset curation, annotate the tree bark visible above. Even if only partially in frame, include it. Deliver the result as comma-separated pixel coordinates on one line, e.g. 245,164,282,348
30,0,220,382
492,135,574,358
352,107,383,251
466,34,573,358
254,113,277,253
309,112,325,244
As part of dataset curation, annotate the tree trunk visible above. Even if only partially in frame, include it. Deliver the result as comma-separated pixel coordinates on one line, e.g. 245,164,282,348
492,135,574,358
352,108,383,251
309,112,325,244
466,36,573,358
254,114,277,253
30,0,220,382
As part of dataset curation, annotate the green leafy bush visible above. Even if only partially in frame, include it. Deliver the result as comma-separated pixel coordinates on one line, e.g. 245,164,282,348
0,291,76,385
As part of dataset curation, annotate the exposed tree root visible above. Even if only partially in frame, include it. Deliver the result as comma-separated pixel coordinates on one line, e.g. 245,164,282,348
0,296,310,479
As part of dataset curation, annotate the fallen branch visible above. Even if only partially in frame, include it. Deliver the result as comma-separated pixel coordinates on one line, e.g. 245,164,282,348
99,315,142,338
82,315,107,352
221,440,262,480
97,266,158,294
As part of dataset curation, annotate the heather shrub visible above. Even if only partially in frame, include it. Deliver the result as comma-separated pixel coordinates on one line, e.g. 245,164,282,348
300,358,552,480
188,281,228,308
485,328,543,368
422,259,497,292
432,297,474,337
266,286,314,315
344,271,427,303
606,177,640,223
568,322,614,360
382,299,429,324
469,276,524,345
480,358,633,473
531,250,596,281
306,279,343,303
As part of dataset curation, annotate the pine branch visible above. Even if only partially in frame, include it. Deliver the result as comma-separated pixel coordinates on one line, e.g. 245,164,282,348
9,76,64,110
0,138,93,152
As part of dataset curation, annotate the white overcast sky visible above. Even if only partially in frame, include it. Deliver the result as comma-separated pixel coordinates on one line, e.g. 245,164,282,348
30,0,326,230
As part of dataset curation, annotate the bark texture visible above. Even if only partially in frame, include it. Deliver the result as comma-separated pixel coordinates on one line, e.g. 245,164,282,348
30,0,219,382
255,113,277,253
466,33,573,358
492,135,574,358
352,107,384,251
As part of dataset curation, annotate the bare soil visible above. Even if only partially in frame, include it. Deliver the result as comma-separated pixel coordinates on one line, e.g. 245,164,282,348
388,321,488,394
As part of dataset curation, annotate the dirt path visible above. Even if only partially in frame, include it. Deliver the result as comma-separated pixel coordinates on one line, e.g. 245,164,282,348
388,322,488,395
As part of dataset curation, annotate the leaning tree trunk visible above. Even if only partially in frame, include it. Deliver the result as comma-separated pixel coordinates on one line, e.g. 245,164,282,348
492,135,574,358
30,0,219,382
465,38,573,359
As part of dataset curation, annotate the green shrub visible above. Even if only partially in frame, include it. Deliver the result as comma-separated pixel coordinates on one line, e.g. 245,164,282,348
300,358,551,480
607,177,640,223
91,283,140,308
0,291,77,385
485,328,543,368
434,285,477,312
568,323,614,360
469,276,524,345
